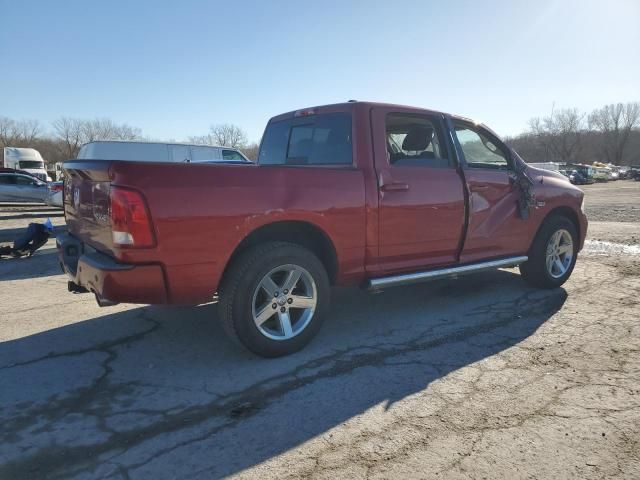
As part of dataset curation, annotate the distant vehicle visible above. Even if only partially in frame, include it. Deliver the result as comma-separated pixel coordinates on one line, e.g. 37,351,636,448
3,147,51,182
0,172,48,203
45,181,64,208
618,167,629,179
565,164,594,184
592,167,610,182
76,141,250,164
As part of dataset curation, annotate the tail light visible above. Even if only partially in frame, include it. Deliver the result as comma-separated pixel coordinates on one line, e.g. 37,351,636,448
109,186,155,248
49,183,64,192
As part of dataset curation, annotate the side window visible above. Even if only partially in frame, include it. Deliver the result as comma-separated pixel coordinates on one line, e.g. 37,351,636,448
222,149,245,161
191,146,220,162
259,113,352,166
16,175,36,186
454,124,509,169
385,114,449,167
0,175,13,184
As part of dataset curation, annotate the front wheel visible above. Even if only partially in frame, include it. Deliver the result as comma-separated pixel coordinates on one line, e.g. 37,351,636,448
218,242,330,357
520,216,578,289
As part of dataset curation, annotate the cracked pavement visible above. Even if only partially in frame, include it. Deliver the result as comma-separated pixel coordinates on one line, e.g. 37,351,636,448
1,182,639,479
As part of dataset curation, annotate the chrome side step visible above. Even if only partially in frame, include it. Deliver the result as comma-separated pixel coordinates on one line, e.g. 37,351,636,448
368,256,528,290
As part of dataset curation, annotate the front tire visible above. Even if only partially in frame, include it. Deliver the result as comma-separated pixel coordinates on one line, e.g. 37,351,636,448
218,242,330,357
520,215,578,289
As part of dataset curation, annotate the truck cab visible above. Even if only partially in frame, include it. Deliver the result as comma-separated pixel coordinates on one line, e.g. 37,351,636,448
3,147,51,182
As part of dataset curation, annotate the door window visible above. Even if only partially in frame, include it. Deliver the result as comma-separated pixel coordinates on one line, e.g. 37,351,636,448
454,124,509,169
222,149,246,161
386,114,449,167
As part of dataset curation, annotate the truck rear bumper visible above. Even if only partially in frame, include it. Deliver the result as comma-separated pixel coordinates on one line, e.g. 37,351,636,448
57,232,168,305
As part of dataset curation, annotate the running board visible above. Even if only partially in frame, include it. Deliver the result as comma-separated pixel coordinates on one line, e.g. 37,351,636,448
368,256,528,290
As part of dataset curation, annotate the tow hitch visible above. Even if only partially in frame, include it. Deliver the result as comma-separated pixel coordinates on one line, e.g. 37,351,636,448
67,281,88,294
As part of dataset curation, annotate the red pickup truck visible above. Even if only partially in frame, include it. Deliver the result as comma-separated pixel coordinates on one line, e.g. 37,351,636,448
58,102,587,356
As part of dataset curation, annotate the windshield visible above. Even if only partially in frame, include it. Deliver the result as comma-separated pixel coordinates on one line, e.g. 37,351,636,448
19,161,45,169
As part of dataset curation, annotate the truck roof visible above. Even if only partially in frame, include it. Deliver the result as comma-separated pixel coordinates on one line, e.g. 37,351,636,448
268,101,487,134
81,140,240,150
3,147,44,160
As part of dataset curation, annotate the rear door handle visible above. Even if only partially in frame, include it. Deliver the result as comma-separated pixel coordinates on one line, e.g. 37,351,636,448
381,182,410,192
471,184,489,191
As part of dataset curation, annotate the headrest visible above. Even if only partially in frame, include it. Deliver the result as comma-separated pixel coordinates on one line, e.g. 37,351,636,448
402,126,434,151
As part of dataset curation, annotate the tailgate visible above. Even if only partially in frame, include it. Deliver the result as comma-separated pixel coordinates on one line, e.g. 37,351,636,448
63,160,115,255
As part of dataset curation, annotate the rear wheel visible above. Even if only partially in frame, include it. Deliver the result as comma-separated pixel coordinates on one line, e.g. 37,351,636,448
520,215,578,289
218,242,330,357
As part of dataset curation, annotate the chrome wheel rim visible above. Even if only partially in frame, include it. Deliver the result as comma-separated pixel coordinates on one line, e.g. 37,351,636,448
251,264,317,341
546,229,574,279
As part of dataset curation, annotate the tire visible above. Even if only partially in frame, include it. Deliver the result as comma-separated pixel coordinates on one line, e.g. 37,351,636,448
218,242,330,357
520,215,578,289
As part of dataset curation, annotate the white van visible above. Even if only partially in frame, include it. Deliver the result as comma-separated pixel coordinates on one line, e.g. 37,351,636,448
76,141,250,163
3,147,51,181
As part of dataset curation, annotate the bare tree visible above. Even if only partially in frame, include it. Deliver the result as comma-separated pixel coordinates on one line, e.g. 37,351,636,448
190,124,248,149
588,102,640,165
52,117,84,159
0,117,42,147
529,107,584,163
241,142,260,161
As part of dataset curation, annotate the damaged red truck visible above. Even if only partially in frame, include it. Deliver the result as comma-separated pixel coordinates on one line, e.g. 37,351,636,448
58,102,587,356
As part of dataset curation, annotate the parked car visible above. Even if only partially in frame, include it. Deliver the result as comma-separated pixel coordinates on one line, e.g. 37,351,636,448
569,170,589,185
592,167,610,182
57,101,588,357
0,172,48,203
618,167,629,179
77,141,250,163
45,181,64,208
566,164,595,184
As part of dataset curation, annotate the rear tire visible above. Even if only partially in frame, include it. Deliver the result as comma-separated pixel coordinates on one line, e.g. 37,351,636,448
520,215,578,289
218,242,330,357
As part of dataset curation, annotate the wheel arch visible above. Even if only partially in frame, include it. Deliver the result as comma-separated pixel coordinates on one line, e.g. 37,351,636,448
530,206,581,252
221,220,339,285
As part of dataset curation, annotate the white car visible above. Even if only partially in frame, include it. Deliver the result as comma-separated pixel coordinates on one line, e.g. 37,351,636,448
0,172,48,203
76,141,250,163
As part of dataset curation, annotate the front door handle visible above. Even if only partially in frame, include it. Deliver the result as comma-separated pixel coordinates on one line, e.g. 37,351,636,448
471,184,489,191
381,182,410,192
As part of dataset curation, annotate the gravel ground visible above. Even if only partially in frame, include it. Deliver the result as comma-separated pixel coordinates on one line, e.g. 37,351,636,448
0,182,638,479
582,181,640,223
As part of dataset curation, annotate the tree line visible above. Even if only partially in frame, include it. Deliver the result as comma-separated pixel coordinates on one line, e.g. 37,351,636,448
0,117,260,165
2,101,639,168
507,102,640,166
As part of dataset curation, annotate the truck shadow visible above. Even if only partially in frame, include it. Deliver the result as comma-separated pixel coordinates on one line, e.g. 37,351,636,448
0,270,567,478
0,246,60,280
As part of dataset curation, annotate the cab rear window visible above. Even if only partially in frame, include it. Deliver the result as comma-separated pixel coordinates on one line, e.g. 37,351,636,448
259,113,352,166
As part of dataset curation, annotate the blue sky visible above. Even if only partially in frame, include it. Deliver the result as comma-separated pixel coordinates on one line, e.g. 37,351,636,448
1,0,639,142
